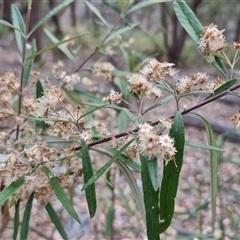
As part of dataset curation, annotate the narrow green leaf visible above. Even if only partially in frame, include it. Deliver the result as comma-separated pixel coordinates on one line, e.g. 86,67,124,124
146,157,159,191
116,161,145,221
109,105,137,123
127,0,172,14
28,0,74,36
159,111,185,233
105,199,114,236
36,79,44,98
84,0,108,28
23,40,36,87
144,95,174,113
80,141,97,218
35,80,49,132
20,193,34,240
13,200,20,240
191,113,218,231
28,30,88,62
185,140,223,152
44,167,81,224
105,23,139,43
63,89,84,107
141,155,160,240
82,138,135,191
173,0,202,45
69,89,102,102
205,79,238,100
212,56,228,80
106,147,141,172
11,4,25,57
45,202,69,240
118,0,126,13
118,110,128,132
0,176,25,206
0,20,24,34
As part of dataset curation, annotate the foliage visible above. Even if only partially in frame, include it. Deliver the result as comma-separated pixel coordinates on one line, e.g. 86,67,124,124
0,0,240,239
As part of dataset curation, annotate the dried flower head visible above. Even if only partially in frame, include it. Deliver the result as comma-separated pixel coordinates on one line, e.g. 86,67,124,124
230,111,240,129
92,62,115,81
103,90,122,104
176,76,192,93
199,23,227,63
232,42,240,49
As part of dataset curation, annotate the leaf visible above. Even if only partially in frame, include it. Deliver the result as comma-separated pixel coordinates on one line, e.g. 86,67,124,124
44,167,81,224
146,157,159,191
144,95,174,113
84,0,108,28
105,199,114,236
20,193,34,240
63,89,84,107
13,200,20,240
105,23,139,43
35,80,49,132
82,138,135,191
28,0,74,37
69,89,102,102
115,161,146,222
159,111,185,233
11,4,25,57
23,40,36,87
185,140,223,152
105,147,141,172
0,20,24,34
127,0,172,14
0,176,25,206
118,110,128,133
140,155,160,240
108,105,137,123
191,113,218,231
29,30,88,62
205,79,238,100
45,203,69,240
212,56,228,80
173,0,228,79
80,141,97,218
173,0,202,45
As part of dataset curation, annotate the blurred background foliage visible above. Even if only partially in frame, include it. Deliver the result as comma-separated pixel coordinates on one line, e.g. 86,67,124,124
1,0,240,69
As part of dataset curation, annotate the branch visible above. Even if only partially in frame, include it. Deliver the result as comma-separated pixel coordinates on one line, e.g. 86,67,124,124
75,83,240,151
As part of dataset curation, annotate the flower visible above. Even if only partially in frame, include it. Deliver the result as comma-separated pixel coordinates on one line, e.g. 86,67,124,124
138,123,153,134
103,90,122,104
230,111,240,129
176,76,192,93
199,23,227,63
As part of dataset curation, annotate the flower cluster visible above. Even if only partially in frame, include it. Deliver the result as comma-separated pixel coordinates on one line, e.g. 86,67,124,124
199,23,227,63
128,58,179,99
0,142,81,205
138,123,177,163
176,72,223,93
230,112,240,129
103,90,122,104
52,61,81,90
92,62,115,81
